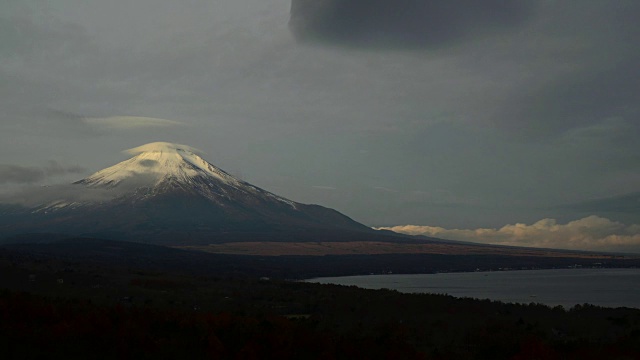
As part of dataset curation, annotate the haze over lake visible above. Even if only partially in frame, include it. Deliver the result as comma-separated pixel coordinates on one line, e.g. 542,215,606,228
309,268,640,309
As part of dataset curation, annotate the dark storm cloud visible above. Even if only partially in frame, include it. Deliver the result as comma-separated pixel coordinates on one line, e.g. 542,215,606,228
289,0,640,139
289,0,535,48
0,162,85,184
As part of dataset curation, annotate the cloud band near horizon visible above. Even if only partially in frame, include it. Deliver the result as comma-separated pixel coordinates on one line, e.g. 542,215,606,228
376,216,640,253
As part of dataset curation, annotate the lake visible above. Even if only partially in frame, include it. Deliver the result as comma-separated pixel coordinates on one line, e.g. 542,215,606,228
308,268,640,309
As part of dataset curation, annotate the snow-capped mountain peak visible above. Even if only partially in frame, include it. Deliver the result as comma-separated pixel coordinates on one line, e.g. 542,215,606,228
69,141,297,208
78,142,237,188
1,141,371,243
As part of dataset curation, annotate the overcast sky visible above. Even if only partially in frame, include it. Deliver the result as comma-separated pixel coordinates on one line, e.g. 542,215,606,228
1,0,639,251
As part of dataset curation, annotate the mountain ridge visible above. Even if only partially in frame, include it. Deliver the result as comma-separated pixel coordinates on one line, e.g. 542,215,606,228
0,142,372,244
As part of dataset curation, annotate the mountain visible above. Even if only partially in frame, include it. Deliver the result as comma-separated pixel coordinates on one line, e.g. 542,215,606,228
0,142,372,245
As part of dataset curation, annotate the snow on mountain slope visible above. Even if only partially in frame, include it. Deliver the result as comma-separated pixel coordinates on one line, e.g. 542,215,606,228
79,142,232,188
0,142,372,243
71,142,296,208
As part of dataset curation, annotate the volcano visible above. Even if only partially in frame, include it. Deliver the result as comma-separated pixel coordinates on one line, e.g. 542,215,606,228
0,142,372,244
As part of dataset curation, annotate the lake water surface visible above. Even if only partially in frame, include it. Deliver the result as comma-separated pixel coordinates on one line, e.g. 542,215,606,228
308,268,640,309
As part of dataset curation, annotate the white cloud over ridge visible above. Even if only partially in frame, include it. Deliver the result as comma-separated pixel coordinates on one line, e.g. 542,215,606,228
83,116,184,130
376,216,640,252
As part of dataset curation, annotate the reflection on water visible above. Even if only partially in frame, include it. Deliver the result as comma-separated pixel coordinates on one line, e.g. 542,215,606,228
308,268,640,309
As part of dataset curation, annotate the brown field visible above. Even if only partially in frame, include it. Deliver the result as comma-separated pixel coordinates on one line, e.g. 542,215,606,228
177,241,624,258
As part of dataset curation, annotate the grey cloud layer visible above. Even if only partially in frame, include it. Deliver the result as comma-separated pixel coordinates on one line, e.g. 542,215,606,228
0,161,85,184
0,0,639,237
291,1,640,137
0,184,119,207
496,2,640,137
0,165,44,184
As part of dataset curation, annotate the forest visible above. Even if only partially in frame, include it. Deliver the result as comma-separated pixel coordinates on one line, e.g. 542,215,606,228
2,241,640,359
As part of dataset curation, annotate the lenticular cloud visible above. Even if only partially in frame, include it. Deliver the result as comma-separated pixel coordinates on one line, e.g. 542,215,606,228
83,116,184,130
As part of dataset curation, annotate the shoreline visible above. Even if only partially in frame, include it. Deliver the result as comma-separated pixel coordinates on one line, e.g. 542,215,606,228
306,268,640,309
